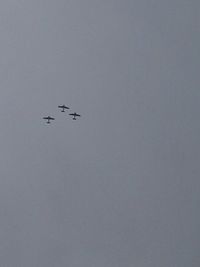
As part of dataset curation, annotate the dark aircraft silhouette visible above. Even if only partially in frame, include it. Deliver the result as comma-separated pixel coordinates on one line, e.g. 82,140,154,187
58,105,69,112
43,116,55,124
69,112,81,120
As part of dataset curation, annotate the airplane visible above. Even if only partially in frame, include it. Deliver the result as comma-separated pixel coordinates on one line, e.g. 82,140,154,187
69,112,81,120
58,105,70,112
43,116,55,124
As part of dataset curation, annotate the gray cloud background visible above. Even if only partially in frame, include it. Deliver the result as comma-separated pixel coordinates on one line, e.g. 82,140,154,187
0,0,199,266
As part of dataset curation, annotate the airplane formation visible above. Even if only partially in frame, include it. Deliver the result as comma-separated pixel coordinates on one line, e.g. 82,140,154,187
43,105,81,124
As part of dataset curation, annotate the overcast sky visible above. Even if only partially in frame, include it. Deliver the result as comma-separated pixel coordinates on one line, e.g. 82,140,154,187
0,0,199,266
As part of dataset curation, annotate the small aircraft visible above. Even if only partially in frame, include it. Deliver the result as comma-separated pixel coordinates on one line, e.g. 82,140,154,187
43,116,55,124
58,105,70,112
69,112,81,120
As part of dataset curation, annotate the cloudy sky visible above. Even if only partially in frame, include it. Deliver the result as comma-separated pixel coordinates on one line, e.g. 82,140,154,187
0,0,199,266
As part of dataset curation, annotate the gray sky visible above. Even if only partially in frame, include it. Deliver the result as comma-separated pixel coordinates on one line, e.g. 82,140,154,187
0,0,199,266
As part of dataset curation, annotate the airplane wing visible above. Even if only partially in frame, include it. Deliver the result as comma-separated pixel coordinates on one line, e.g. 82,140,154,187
58,105,69,109
43,117,49,120
49,117,55,120
69,114,81,117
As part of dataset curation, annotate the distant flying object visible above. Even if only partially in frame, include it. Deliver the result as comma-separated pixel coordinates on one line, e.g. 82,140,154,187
58,105,70,112
69,112,81,120
43,116,55,124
